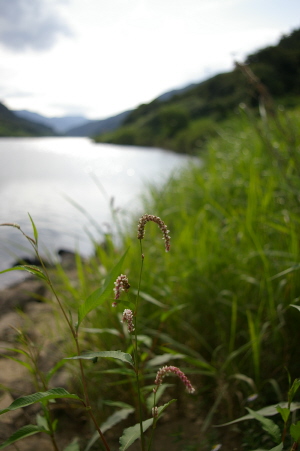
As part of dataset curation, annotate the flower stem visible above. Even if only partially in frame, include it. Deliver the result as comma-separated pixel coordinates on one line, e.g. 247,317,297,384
132,240,146,451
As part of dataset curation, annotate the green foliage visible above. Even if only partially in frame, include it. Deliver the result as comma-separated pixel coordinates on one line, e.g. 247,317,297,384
0,388,82,415
77,248,129,326
66,350,135,367
245,407,281,444
119,401,176,450
95,28,300,152
0,425,48,450
0,101,55,137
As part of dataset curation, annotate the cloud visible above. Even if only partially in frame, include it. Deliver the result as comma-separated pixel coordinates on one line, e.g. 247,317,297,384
0,0,73,52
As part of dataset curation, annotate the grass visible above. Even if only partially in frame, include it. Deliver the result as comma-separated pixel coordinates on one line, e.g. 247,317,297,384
66,104,300,423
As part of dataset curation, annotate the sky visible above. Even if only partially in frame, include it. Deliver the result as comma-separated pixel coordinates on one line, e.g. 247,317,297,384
0,0,299,120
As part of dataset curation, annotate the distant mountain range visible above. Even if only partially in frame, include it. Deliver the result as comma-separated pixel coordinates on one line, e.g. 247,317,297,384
8,82,198,138
12,110,89,134
65,110,133,137
0,78,202,138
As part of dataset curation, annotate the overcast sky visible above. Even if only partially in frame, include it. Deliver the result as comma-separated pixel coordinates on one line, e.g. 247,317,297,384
0,0,299,119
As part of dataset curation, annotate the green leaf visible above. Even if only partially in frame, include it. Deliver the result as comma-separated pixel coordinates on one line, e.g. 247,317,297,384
290,421,300,442
103,400,134,409
0,265,47,281
251,444,283,451
82,327,122,337
0,388,82,415
216,402,300,427
289,379,300,403
66,351,134,367
155,399,177,421
133,290,168,309
119,400,176,451
276,405,290,423
0,425,46,449
160,303,187,322
146,384,174,412
245,408,281,444
84,407,134,451
269,444,283,451
28,213,38,244
36,414,49,431
63,438,80,451
146,353,185,367
290,304,300,313
78,248,129,326
253,445,284,451
119,418,153,451
3,355,35,373
96,368,135,377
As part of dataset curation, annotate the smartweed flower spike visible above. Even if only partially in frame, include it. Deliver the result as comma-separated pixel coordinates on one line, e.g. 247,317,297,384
154,365,195,394
112,274,130,306
152,407,158,418
137,214,170,252
121,309,135,333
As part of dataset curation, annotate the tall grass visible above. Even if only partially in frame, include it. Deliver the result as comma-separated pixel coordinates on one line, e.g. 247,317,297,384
54,105,300,430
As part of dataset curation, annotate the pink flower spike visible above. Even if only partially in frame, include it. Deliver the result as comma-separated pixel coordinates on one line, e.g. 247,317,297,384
121,309,135,333
113,274,130,300
154,365,195,394
137,214,170,252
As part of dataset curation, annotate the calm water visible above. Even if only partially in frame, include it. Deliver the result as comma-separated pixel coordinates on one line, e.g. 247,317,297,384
0,137,194,287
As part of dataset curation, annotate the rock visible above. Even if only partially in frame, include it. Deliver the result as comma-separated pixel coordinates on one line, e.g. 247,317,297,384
0,312,24,342
0,357,32,396
0,278,46,314
57,249,77,269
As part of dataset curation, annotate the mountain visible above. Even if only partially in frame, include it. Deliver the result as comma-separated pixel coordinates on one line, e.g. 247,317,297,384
13,110,89,134
65,110,132,137
155,82,198,102
95,28,300,153
0,102,56,137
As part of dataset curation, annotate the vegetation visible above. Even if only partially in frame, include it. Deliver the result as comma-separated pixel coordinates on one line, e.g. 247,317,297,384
95,28,300,153
0,102,56,137
65,101,300,449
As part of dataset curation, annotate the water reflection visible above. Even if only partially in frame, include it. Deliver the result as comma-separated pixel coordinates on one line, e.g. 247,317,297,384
0,137,195,287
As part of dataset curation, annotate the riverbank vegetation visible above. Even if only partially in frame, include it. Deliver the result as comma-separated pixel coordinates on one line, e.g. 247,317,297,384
41,100,300,449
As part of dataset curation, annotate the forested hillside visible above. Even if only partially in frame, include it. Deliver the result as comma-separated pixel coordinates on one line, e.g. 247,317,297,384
95,28,300,153
0,102,55,137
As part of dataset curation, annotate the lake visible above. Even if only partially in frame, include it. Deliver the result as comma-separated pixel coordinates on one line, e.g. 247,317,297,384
0,137,195,288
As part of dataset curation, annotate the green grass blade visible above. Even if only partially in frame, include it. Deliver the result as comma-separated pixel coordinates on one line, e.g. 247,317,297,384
0,265,47,281
63,438,80,451
28,213,38,245
78,248,129,326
